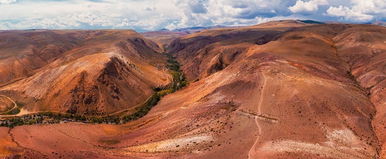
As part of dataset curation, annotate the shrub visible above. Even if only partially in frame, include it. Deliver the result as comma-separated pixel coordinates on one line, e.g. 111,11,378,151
5,108,20,115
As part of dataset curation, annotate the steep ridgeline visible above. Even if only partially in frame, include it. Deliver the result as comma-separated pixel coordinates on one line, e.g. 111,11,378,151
0,21,385,159
0,30,85,86
334,26,386,158
161,21,385,158
0,55,186,127
0,30,171,116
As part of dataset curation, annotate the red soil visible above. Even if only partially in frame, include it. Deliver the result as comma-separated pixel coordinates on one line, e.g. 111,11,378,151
0,20,385,159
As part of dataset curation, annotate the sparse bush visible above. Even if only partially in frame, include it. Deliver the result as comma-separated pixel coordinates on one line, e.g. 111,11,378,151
5,108,20,115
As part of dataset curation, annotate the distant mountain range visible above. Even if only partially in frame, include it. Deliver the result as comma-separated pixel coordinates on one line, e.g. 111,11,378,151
157,19,386,33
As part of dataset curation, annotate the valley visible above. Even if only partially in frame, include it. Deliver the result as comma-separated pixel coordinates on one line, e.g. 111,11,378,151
0,55,186,127
0,20,385,159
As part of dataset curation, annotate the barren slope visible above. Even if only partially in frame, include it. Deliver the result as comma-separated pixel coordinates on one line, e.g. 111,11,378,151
142,31,188,50
0,30,170,115
0,21,385,159
0,30,102,86
334,25,386,158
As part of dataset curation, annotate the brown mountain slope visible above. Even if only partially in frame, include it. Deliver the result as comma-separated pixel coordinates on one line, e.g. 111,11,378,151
0,21,385,159
0,30,170,115
168,20,315,81
0,30,102,86
333,25,386,158
142,31,188,50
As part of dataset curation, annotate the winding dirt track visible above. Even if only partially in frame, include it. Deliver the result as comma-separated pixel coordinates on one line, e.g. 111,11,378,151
248,72,266,159
0,95,18,116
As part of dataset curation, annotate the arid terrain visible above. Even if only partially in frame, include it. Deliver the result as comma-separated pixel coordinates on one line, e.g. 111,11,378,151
0,30,171,116
0,20,385,159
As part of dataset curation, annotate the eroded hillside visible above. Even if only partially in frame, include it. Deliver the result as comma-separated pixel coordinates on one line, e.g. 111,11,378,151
0,30,171,116
0,21,385,159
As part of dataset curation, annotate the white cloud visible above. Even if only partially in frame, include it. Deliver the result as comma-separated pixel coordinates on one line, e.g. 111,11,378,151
188,0,208,14
327,6,373,21
289,0,328,13
0,0,16,4
326,0,386,22
0,0,298,30
0,0,183,30
170,0,294,28
0,0,384,30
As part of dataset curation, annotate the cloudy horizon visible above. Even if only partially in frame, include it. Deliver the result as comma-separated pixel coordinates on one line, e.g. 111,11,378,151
0,0,385,31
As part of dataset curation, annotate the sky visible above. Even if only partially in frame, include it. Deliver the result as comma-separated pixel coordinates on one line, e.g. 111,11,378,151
0,0,385,31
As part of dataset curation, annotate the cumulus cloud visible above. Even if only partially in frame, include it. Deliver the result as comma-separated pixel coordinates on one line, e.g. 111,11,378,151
0,0,16,4
327,6,373,21
289,0,328,13
0,0,384,30
188,0,208,14
0,0,183,30
326,0,386,22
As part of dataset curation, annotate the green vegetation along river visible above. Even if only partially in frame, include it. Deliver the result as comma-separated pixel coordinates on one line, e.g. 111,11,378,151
0,55,187,128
